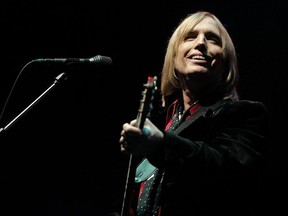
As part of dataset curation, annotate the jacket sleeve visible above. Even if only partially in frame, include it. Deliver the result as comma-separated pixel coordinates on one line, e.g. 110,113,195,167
148,100,270,174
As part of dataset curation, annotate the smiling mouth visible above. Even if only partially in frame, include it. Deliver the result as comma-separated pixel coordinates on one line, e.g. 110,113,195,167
190,55,205,60
188,54,213,62
188,55,213,63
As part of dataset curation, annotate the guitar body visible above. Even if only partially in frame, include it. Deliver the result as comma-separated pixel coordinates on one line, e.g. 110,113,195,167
120,76,158,216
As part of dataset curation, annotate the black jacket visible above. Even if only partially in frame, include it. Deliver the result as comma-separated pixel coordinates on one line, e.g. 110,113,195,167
147,98,270,216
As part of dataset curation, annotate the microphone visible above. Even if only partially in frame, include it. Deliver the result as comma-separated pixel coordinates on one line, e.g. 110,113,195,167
33,55,112,65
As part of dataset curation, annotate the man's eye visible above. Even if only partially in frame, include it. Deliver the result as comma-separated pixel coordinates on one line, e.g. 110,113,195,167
206,34,221,44
185,35,197,41
185,32,197,40
208,37,219,42
186,37,196,41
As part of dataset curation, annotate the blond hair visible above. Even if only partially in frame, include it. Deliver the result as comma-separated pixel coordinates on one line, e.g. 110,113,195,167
161,11,239,106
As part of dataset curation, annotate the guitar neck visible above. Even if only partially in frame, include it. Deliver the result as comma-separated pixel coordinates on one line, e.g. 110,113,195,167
135,76,157,129
120,75,157,216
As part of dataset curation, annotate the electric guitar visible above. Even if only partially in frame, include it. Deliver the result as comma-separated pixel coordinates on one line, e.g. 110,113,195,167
120,75,158,216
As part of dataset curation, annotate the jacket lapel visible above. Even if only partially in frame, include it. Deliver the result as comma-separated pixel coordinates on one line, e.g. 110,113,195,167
173,99,230,135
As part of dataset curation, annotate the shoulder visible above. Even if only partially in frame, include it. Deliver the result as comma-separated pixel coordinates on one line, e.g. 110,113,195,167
224,99,268,115
206,99,269,120
212,100,270,128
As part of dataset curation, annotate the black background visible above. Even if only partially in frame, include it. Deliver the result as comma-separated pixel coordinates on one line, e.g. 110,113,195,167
0,0,287,215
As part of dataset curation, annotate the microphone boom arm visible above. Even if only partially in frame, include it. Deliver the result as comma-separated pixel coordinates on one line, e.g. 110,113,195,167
0,72,67,134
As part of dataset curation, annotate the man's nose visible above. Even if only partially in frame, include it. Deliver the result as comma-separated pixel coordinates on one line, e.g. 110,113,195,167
195,36,207,50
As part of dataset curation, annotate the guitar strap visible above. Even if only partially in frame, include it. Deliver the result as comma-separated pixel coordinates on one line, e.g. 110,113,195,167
173,98,228,135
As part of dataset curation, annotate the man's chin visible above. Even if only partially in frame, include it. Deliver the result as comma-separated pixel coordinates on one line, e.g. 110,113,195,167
185,71,211,80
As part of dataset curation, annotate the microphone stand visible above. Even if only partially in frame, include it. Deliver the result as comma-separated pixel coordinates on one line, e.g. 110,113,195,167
0,72,68,134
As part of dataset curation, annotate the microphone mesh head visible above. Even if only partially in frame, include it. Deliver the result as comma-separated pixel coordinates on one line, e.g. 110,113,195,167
91,55,112,64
